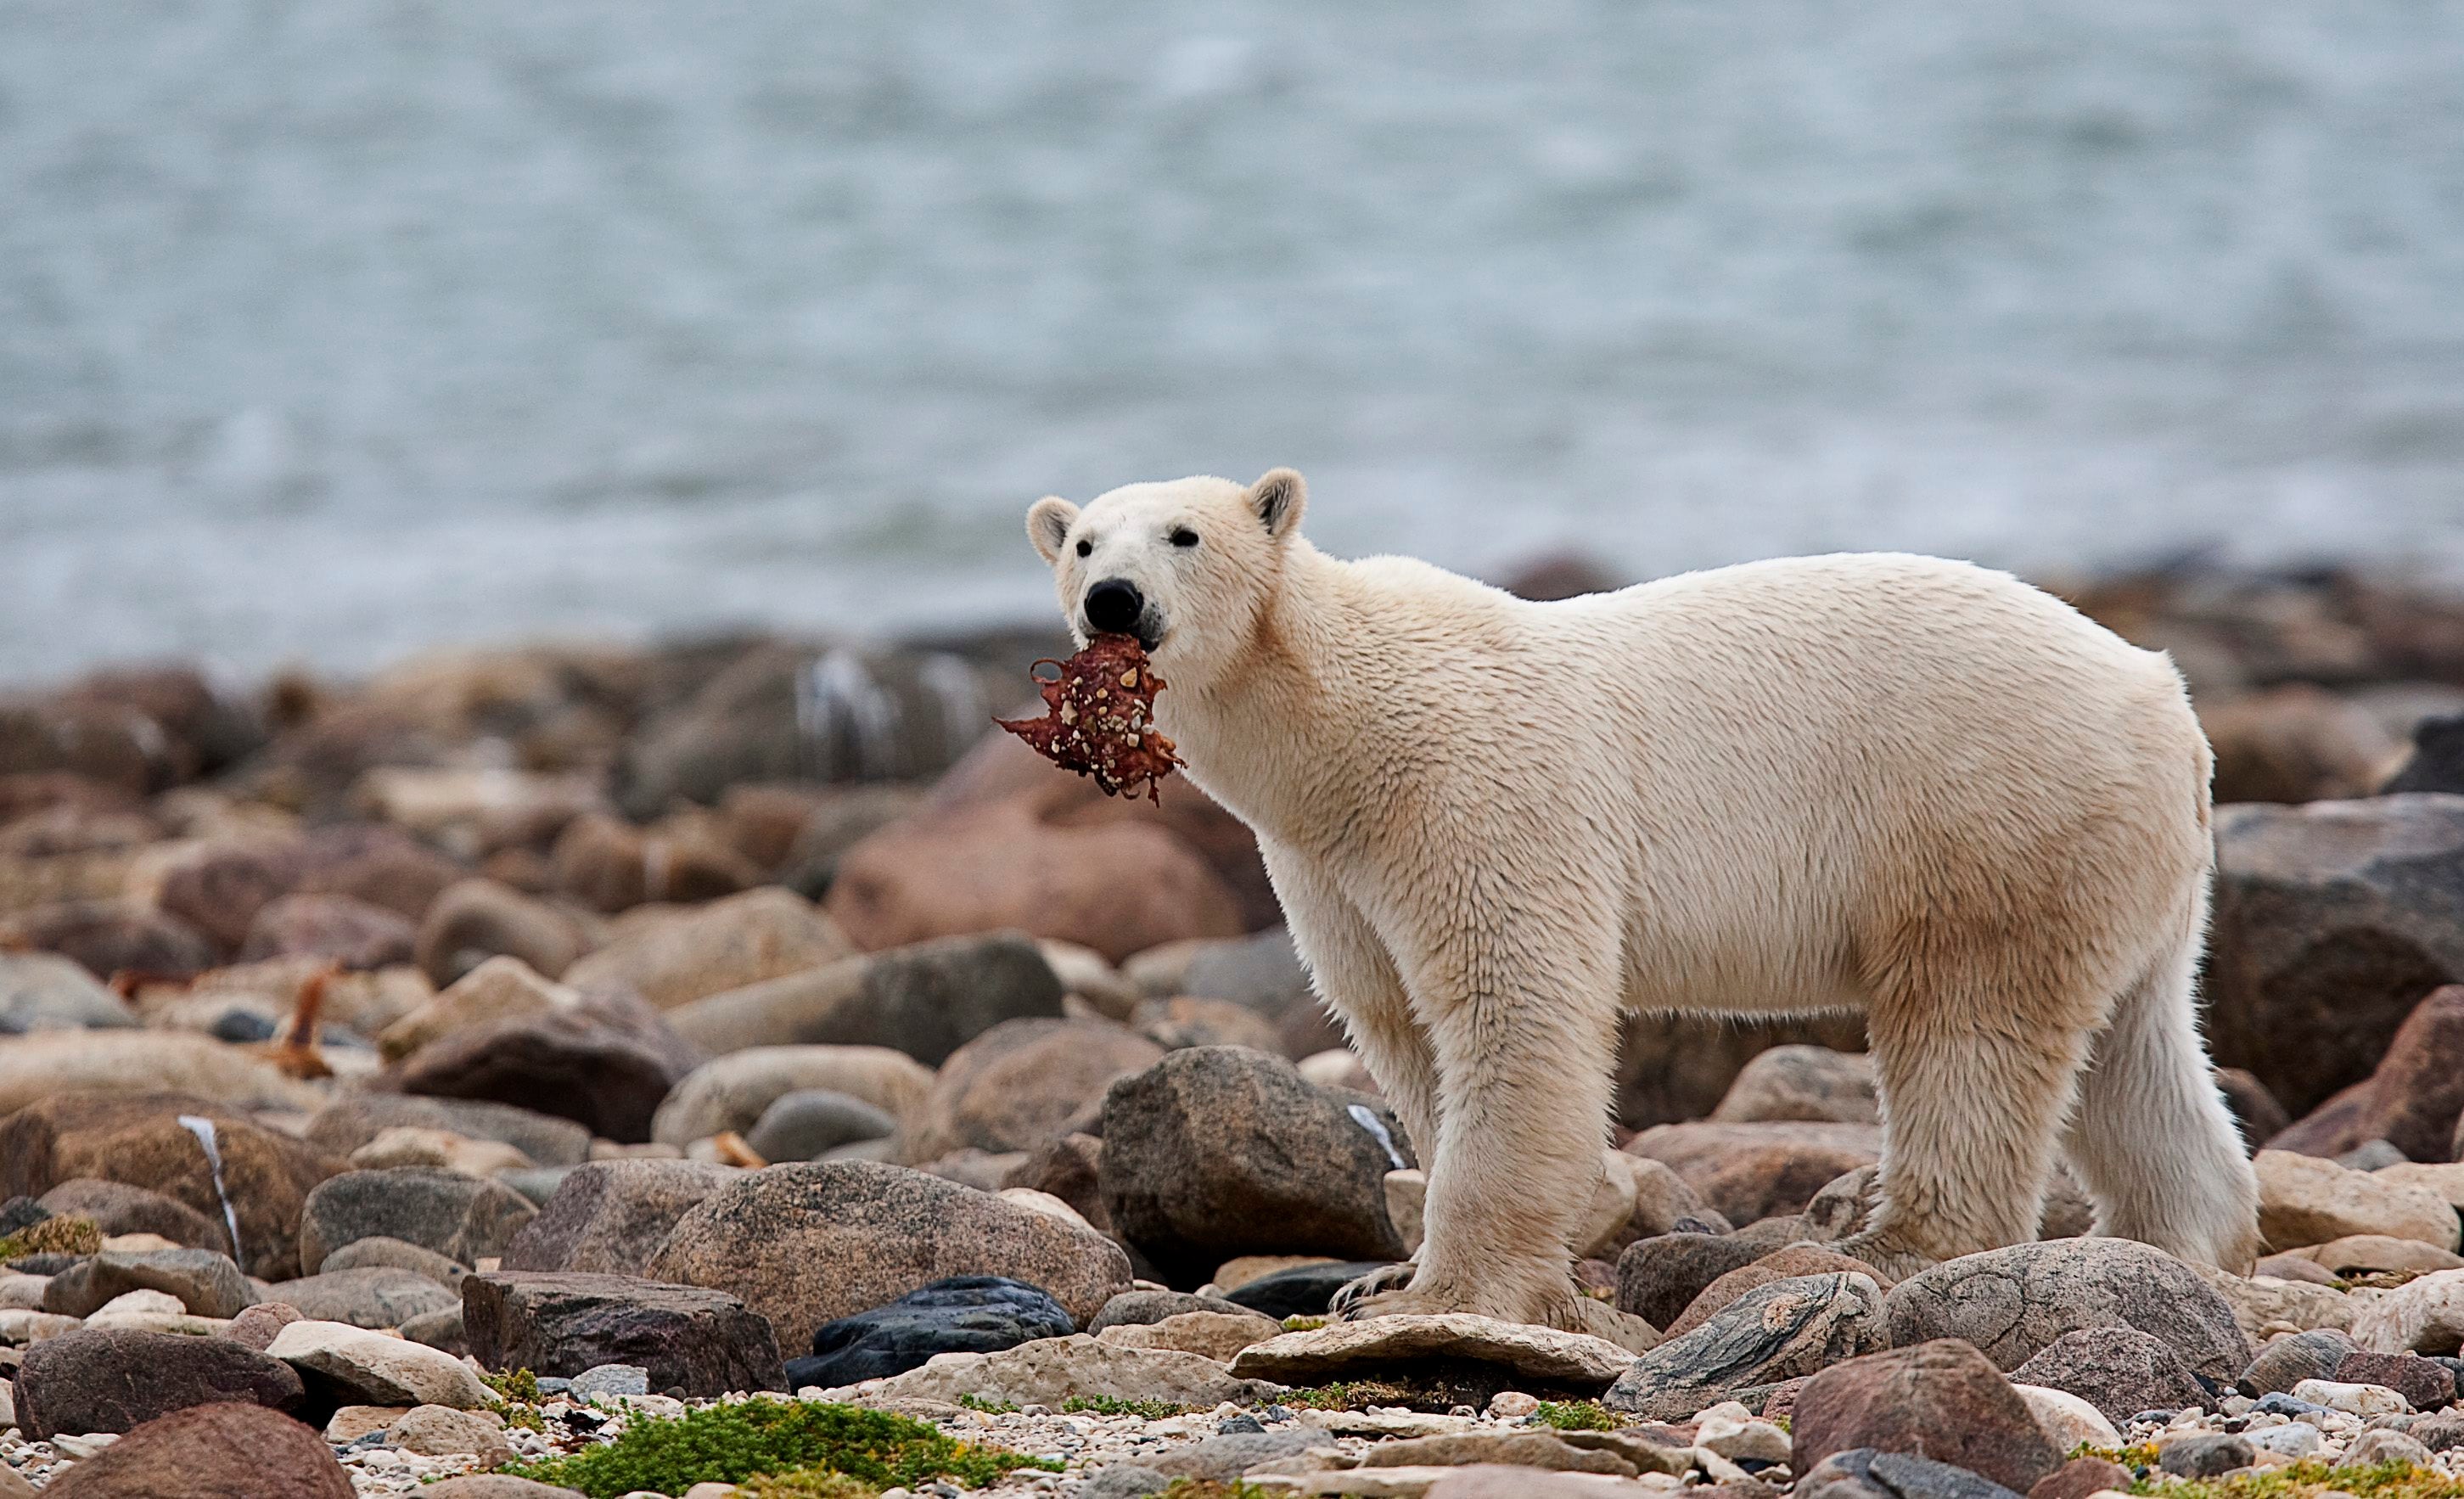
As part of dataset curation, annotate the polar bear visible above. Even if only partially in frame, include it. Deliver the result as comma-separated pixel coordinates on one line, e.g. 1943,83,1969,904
1024,468,2262,1336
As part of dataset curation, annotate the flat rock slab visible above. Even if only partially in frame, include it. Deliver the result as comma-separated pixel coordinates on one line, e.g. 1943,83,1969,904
267,1317,494,1409
834,1333,1279,1406
1229,1314,1638,1395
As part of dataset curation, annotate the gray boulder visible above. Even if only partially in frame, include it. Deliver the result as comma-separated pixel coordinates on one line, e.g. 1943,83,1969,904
1880,1238,2249,1380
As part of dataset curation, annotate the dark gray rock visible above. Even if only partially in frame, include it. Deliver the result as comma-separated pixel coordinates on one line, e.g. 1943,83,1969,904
274,1266,459,1328
304,1094,592,1168
41,1247,257,1319
2207,794,2464,1116
318,1234,469,1288
500,1159,740,1276
2010,1327,2215,1424
1602,1272,1885,1418
13,1328,304,1440
0,952,138,1032
2237,1328,2358,1397
744,1088,898,1162
1088,1288,1250,1332
1798,1449,2023,1499
462,1270,787,1399
666,932,1066,1064
783,1275,1075,1387
1081,1466,1170,1499
2158,1434,2256,1479
36,1177,231,1256
1223,1261,1395,1320
401,1305,469,1357
1099,1046,1415,1288
1880,1238,2250,1379
297,1165,536,1272
1616,1232,1779,1328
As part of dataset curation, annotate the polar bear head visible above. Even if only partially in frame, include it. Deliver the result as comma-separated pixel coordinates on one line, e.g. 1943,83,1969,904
1024,468,1306,693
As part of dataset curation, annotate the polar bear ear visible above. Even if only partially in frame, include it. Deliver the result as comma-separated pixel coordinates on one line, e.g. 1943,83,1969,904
1249,469,1307,541
1026,497,1080,565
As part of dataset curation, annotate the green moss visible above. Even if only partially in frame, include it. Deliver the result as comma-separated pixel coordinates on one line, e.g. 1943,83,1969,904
0,1215,101,1260
505,1398,1058,1499
1061,1395,1190,1419
738,1471,880,1499
955,1394,1019,1415
480,1367,547,1430
2127,1459,2464,1499
1280,1316,1328,1332
1159,1482,1294,1498
1533,1401,1623,1431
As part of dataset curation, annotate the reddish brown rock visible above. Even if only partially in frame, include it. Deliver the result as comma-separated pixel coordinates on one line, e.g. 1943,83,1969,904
0,900,216,979
40,1401,353,1499
1793,1338,2061,1494
901,1017,1165,1164
2029,1457,2136,1499
1003,1132,1111,1235
501,1159,742,1276
1624,1120,1882,1225
14,1328,305,1439
414,878,597,986
828,792,1245,963
0,1091,345,1279
550,813,759,914
644,1160,1132,1349
239,892,418,969
393,991,701,1142
2268,987,2464,1162
1616,1232,1781,1328
155,836,312,953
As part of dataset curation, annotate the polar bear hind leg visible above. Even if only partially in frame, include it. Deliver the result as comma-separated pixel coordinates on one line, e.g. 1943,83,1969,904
2060,887,2263,1273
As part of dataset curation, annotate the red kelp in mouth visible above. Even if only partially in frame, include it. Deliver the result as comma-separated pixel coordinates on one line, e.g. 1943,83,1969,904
996,632,1184,804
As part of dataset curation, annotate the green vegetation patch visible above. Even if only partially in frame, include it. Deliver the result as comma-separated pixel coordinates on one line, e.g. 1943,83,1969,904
1158,1482,1296,1499
0,1215,101,1261
738,1472,881,1499
955,1394,1019,1415
2130,1460,2464,1499
1532,1401,1624,1431
1062,1395,1191,1419
1280,1316,1328,1332
506,1398,1058,1499
480,1367,547,1430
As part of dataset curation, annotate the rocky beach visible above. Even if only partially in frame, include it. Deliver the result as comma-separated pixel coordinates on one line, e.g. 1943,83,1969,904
5,558,2464,1498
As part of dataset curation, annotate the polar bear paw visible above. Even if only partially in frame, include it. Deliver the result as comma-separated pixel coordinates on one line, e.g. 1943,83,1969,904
1328,1259,1418,1315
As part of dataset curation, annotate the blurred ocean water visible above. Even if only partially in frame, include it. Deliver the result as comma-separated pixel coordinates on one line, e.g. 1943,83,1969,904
3,0,2461,682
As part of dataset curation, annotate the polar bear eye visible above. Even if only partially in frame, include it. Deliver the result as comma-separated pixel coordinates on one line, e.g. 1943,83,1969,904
1170,528,1199,548
1074,538,1092,558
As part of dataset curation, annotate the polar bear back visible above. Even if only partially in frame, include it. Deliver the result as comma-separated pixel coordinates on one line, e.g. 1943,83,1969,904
1211,548,2211,1019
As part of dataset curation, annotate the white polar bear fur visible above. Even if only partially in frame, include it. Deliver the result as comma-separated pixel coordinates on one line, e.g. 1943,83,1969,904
1026,469,2262,1333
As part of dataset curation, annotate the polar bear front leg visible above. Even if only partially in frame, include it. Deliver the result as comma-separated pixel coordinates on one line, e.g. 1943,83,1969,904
1262,851,1441,1311
1349,909,1625,1331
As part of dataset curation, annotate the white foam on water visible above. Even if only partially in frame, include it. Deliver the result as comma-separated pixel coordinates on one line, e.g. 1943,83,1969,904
175,1114,245,1269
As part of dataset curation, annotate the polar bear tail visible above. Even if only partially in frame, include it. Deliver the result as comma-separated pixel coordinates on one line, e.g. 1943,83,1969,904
2061,880,2263,1273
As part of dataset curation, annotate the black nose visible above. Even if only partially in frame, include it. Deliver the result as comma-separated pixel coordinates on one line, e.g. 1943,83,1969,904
1084,579,1144,636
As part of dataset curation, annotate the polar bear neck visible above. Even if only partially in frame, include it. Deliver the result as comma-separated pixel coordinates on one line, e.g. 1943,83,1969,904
1165,540,1440,848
